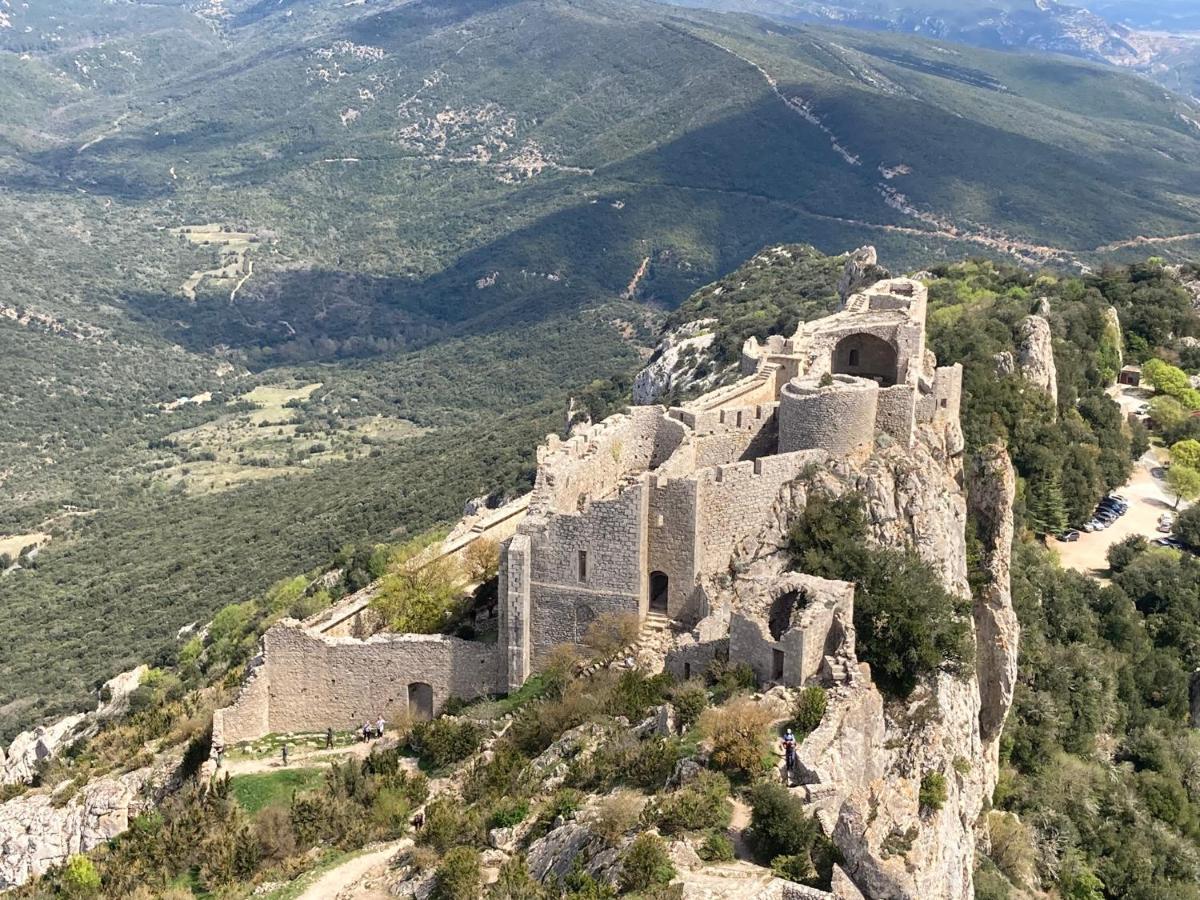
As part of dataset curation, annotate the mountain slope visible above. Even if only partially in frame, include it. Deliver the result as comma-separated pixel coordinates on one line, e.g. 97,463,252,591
2,0,1200,739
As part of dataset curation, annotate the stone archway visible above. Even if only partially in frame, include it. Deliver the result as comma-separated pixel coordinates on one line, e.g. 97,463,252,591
832,333,899,386
408,682,434,721
649,571,669,615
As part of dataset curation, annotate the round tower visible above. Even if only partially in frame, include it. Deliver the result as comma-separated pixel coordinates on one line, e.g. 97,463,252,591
778,375,878,456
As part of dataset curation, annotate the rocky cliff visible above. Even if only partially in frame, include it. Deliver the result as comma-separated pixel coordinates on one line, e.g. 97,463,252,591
0,751,181,889
715,415,1017,898
1016,315,1058,407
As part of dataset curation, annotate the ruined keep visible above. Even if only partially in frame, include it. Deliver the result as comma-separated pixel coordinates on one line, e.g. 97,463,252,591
213,277,963,746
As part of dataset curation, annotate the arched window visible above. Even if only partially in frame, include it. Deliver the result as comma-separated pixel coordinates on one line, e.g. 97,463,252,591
832,333,899,386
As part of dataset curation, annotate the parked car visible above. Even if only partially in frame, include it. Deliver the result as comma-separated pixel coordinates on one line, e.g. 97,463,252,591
1094,510,1119,524
1154,537,1186,550
1089,519,1110,531
1158,521,1174,533
1058,530,1081,543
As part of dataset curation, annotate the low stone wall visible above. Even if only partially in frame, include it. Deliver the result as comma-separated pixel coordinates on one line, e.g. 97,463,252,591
213,623,500,746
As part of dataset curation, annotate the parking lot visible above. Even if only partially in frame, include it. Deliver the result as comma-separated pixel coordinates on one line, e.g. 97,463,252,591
1050,449,1179,577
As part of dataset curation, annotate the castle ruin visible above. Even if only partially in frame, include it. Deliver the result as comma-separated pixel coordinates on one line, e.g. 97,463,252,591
213,277,962,748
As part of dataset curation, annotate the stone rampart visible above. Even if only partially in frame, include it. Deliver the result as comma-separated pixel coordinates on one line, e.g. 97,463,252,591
778,377,878,456
214,623,501,746
694,450,825,573
531,409,685,515
874,383,917,447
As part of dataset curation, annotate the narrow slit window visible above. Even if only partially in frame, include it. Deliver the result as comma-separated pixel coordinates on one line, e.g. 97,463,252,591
578,550,588,582
848,348,861,367
772,648,785,681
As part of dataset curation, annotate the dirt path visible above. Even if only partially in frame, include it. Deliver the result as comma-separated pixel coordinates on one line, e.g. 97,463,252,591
728,797,753,861
219,738,386,777
296,840,408,900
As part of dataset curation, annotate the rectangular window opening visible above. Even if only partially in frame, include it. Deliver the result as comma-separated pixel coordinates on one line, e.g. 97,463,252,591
578,550,588,582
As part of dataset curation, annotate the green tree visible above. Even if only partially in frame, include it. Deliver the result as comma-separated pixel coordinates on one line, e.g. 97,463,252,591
488,855,545,899
1150,395,1187,430
1143,359,1191,397
1166,465,1200,509
371,532,466,633
1171,439,1200,470
1173,505,1200,548
1027,473,1069,535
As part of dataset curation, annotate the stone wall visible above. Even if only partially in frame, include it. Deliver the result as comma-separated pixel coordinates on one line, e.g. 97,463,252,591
526,484,647,665
874,384,917,447
675,403,780,470
531,409,685,515
213,624,500,746
647,475,700,620
729,573,854,687
778,377,878,456
694,450,825,574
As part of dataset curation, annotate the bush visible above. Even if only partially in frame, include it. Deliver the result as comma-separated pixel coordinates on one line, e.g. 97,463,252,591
254,805,297,861
919,772,947,813
489,798,531,830
488,854,546,899
583,612,641,659
701,697,773,780
618,833,676,893
792,686,827,736
748,782,839,888
787,493,973,697
591,791,643,846
670,679,709,731
705,659,758,702
651,770,732,835
431,846,482,900
698,830,735,862
61,855,101,898
419,797,477,853
411,718,485,770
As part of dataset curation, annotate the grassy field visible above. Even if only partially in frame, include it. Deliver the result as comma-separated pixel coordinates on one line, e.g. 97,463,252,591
0,533,47,561
229,768,327,814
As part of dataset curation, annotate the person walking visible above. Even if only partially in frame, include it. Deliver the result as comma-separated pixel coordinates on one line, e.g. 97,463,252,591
281,743,289,767
781,729,797,785
325,727,334,749
375,715,386,739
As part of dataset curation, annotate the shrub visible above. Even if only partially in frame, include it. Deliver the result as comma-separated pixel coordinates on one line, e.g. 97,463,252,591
419,797,476,853
771,853,814,883
591,791,644,846
431,846,482,900
541,787,584,826
701,697,773,780
919,772,948,813
411,718,485,770
61,855,101,898
583,612,641,659
748,782,839,888
698,830,735,862
792,686,827,736
618,833,676,893
985,811,1035,889
489,854,546,899
254,805,297,861
670,679,709,731
705,659,758,702
651,770,732,835
489,798,531,830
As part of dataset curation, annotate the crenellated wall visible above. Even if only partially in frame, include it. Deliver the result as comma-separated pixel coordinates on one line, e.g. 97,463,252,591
213,623,501,747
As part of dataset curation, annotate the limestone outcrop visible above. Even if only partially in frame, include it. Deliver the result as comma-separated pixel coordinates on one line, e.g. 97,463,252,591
2,666,148,786
1016,315,1058,406
836,247,889,302
0,751,181,889
701,406,1014,898
632,318,719,405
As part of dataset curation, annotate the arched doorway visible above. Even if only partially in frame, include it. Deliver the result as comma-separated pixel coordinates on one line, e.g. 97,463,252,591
649,571,669,615
408,682,434,720
832,333,899,386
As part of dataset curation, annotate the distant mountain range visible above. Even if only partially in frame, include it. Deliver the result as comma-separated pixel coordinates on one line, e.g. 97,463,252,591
667,0,1200,96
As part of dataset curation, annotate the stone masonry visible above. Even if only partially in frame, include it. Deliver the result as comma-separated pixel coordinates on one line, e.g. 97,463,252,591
214,276,963,744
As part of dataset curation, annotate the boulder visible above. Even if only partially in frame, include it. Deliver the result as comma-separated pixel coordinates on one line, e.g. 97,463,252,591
632,319,719,405
837,247,889,302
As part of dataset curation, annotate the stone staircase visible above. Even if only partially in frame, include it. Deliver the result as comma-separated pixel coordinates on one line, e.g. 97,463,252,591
823,655,851,685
